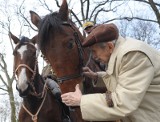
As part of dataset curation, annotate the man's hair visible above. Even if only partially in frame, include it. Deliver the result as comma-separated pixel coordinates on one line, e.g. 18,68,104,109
97,40,116,48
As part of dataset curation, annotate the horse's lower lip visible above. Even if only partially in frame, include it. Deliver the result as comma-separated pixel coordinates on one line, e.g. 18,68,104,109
18,86,30,98
19,93,27,98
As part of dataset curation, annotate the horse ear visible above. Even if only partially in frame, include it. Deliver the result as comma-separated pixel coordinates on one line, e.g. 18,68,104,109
30,10,41,28
30,35,38,45
8,32,19,44
59,0,69,21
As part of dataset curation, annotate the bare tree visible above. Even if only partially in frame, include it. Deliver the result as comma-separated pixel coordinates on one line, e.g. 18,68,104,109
104,0,160,26
0,0,34,122
130,0,160,26
0,1,20,122
0,53,16,122
118,18,160,49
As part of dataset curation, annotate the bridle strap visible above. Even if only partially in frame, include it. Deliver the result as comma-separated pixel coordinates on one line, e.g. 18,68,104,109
42,21,91,83
15,64,34,74
55,21,85,83
22,88,47,122
14,59,38,82
57,73,82,83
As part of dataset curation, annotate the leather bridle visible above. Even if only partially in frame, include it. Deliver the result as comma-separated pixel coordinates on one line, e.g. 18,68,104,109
55,21,90,83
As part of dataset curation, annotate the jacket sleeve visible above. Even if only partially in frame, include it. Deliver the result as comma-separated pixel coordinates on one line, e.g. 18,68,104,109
80,51,154,121
93,71,107,87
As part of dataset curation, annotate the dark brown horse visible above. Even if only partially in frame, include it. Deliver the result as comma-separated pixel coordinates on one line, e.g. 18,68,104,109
29,0,118,122
10,32,71,122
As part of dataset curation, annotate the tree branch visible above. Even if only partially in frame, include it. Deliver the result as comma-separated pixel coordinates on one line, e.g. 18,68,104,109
102,16,158,24
0,75,8,87
0,87,7,92
38,0,53,13
86,0,90,20
80,0,85,21
90,0,109,20
18,6,38,32
70,9,82,26
148,0,160,25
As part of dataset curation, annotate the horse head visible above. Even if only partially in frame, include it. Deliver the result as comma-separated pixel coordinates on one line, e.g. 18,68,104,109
30,0,87,93
10,32,40,97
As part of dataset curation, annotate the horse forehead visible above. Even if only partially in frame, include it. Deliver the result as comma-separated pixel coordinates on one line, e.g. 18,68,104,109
17,45,28,60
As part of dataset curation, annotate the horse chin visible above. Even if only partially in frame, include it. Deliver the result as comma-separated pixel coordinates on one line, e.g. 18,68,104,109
18,86,30,98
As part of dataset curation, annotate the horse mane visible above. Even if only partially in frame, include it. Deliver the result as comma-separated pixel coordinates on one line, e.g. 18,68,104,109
38,12,63,54
20,36,29,42
15,36,30,49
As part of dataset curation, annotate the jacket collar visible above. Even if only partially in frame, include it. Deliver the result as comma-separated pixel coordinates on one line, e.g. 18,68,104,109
106,36,125,75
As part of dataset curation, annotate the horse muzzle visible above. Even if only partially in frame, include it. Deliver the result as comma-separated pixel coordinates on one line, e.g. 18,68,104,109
16,83,30,98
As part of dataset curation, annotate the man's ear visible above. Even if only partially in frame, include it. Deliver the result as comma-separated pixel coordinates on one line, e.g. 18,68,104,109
107,42,115,54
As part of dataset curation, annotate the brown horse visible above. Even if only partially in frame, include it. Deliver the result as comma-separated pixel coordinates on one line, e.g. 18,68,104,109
10,32,71,122
30,0,118,122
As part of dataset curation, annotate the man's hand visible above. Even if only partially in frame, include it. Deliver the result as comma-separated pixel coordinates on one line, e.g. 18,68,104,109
82,67,98,79
61,84,82,106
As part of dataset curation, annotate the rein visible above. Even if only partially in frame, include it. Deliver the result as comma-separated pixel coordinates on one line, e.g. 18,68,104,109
22,83,47,122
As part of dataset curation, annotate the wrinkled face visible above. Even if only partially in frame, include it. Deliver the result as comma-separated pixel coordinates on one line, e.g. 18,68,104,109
13,42,37,96
90,42,114,64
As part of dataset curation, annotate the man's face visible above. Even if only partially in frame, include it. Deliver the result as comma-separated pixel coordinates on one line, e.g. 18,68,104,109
90,42,114,64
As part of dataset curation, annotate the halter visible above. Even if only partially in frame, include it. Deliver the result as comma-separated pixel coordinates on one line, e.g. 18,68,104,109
55,21,90,83
15,64,35,80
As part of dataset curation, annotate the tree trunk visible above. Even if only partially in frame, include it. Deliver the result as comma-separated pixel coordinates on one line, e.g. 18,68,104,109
8,87,17,122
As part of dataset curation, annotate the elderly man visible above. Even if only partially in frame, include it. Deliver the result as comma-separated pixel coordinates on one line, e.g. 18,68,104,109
61,23,160,122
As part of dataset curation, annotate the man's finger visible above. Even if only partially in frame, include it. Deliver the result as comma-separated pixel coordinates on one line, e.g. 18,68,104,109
82,67,90,71
75,84,79,89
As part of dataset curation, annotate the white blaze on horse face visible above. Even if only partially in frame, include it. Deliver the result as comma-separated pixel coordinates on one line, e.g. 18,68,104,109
18,45,27,60
36,45,40,57
17,68,28,92
17,45,28,92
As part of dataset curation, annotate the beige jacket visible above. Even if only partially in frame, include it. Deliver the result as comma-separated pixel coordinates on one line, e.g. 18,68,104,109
80,36,160,122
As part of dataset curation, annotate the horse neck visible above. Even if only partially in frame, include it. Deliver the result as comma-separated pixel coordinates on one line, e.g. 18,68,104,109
23,93,42,114
33,72,44,93
22,67,45,112
59,77,83,93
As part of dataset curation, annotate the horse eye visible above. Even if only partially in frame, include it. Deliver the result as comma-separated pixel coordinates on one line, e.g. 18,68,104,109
67,41,74,49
